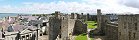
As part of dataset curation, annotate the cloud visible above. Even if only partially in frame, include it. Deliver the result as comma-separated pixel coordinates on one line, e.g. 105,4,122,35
83,0,139,13
0,0,139,14
0,1,95,14
121,0,139,8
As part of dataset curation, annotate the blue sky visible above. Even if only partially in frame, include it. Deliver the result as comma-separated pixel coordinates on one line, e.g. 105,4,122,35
0,0,139,14
0,0,83,6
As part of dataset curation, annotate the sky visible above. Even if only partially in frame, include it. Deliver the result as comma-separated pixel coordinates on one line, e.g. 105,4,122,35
0,0,139,14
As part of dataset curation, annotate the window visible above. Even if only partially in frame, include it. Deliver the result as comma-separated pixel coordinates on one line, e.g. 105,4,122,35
60,26,61,29
129,32,131,40
119,32,121,36
135,23,137,30
134,33,136,38
59,35,61,38
63,17,64,20
43,23,47,26
124,22,126,29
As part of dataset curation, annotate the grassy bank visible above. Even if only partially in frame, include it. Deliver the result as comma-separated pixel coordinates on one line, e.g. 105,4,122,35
85,21,97,29
90,38,93,40
75,33,87,40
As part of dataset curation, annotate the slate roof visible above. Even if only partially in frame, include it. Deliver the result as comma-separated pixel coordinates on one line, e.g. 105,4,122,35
8,17,16,24
28,26,37,31
0,21,10,31
20,26,37,34
12,25,26,32
28,20,42,26
21,16,39,21
7,26,14,32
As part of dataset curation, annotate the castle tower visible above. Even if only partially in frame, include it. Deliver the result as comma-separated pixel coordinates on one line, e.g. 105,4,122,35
48,17,61,40
71,13,74,19
81,13,83,19
55,11,60,18
86,13,89,21
76,14,80,19
97,9,102,32
61,16,68,40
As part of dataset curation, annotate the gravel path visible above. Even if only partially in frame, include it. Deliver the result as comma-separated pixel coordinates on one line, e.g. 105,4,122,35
87,29,91,40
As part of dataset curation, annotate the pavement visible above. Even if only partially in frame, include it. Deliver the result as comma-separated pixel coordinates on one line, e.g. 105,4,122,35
87,29,104,40
87,29,91,40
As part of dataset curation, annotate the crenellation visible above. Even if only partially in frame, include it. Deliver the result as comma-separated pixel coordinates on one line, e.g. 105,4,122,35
71,13,74,19
86,13,89,21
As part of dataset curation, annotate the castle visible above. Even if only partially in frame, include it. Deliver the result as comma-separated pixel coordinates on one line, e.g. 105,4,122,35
95,9,139,40
48,11,87,40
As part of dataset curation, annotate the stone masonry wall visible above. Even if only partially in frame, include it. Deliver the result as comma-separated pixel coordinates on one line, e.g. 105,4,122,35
61,16,69,40
118,15,138,40
105,23,118,40
97,9,102,33
73,20,87,35
48,17,61,40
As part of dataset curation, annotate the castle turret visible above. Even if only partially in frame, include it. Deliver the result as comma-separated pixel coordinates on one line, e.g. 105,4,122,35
55,11,60,18
97,9,102,33
71,13,74,19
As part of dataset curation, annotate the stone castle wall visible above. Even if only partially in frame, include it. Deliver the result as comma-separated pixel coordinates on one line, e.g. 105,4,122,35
96,9,118,40
48,17,61,40
68,19,76,40
73,20,87,35
102,14,139,40
118,15,139,40
105,23,118,40
100,15,118,40
97,9,102,33
48,12,87,40
61,16,69,40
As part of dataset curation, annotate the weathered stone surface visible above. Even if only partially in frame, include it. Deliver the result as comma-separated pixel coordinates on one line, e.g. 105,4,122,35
118,15,138,40
73,20,87,35
71,13,74,19
61,16,68,40
97,9,102,33
48,17,61,40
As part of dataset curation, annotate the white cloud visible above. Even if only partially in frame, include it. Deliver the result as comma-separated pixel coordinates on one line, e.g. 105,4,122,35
121,0,139,8
83,0,139,14
0,0,139,14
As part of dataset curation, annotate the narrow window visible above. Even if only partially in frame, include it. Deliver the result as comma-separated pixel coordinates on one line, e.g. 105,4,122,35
135,23,137,30
124,22,126,29
119,32,121,36
134,33,136,38
129,32,131,40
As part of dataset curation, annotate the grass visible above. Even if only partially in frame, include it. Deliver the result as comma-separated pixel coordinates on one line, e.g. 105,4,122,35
85,21,97,29
75,33,87,40
90,38,93,40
